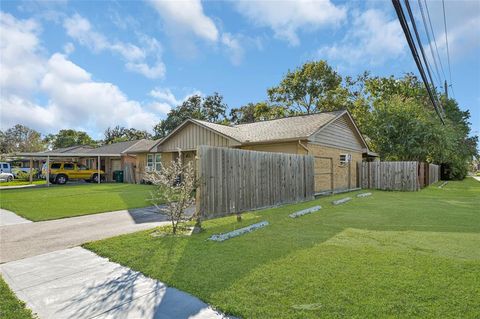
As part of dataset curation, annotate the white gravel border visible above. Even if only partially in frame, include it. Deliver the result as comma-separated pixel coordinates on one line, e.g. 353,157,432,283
289,206,322,218
356,192,372,198
208,221,269,242
332,197,352,205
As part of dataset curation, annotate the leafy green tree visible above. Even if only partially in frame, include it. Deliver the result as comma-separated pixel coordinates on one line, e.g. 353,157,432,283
0,124,45,154
268,60,347,114
45,129,96,149
367,95,443,161
153,93,228,138
203,92,228,122
104,126,152,144
229,102,288,124
347,73,478,179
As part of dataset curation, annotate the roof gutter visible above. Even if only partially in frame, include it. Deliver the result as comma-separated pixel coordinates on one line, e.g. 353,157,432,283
298,140,310,154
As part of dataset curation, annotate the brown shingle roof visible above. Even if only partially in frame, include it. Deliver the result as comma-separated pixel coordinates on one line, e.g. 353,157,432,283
191,110,345,143
83,140,140,155
124,139,160,153
44,145,94,154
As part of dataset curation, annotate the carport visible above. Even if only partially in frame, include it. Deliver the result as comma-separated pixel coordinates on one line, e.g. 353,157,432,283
16,152,120,186
15,140,149,185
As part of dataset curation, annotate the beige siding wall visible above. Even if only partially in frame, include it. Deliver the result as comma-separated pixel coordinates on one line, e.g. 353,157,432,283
134,153,147,183
160,152,174,166
160,123,232,152
311,114,364,151
307,143,362,193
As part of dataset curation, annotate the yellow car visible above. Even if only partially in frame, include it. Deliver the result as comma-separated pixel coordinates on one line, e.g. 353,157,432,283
42,162,105,184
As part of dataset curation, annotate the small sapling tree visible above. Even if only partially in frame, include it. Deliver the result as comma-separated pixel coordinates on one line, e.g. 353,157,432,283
145,151,196,234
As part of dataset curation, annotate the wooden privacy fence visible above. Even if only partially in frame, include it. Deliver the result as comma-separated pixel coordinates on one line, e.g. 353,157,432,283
428,164,440,185
196,146,315,219
358,161,419,191
358,161,440,191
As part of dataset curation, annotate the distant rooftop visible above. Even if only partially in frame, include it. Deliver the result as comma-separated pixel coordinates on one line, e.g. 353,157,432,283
17,139,158,157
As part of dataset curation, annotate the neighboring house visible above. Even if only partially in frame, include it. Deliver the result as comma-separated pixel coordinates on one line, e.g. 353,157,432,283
147,110,375,194
18,139,159,183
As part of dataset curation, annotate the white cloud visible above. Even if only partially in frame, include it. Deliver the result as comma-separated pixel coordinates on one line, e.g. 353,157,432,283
1,95,58,132
150,88,181,106
421,0,480,60
63,13,165,79
148,0,218,42
40,53,160,133
125,62,166,79
317,9,405,66
234,0,347,46
221,33,244,66
0,13,161,137
63,42,75,54
148,0,256,65
149,87,203,114
0,12,45,96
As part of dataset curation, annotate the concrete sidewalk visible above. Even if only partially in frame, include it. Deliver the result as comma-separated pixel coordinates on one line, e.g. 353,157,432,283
0,208,32,226
0,207,170,263
0,247,229,319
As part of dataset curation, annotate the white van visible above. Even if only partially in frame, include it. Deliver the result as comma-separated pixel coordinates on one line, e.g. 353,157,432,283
0,162,12,173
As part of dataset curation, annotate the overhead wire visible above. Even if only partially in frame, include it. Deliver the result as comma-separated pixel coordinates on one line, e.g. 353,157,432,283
418,0,443,88
442,0,454,97
423,0,447,83
404,0,444,115
391,0,444,124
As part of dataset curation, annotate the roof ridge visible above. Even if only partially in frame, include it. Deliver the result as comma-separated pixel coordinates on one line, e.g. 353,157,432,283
121,139,144,153
234,109,346,127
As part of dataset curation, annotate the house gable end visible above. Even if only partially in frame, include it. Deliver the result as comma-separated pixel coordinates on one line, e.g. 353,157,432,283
308,113,367,152
156,121,240,152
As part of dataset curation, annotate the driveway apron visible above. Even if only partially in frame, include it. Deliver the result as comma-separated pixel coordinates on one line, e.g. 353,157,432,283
0,207,169,263
0,247,229,319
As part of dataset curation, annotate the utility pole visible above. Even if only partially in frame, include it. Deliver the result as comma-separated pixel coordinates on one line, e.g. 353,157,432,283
444,80,448,99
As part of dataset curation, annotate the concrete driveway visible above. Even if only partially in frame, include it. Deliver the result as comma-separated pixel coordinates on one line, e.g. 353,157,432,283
0,247,229,319
0,207,171,263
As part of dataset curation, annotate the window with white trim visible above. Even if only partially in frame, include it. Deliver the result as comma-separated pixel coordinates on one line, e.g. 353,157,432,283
147,153,162,171
340,154,351,165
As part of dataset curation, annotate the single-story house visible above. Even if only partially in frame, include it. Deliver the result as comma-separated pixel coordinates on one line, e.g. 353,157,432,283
17,139,158,183
144,109,375,194
17,110,376,193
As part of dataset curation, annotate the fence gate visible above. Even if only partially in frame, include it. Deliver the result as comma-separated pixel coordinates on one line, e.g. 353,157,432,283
196,146,315,219
314,156,333,194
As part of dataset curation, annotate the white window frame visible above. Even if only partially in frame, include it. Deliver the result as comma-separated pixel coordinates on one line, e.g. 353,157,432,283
147,153,162,171
340,154,351,166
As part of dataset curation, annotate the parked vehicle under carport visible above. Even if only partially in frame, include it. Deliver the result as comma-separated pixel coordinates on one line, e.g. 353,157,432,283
42,162,105,185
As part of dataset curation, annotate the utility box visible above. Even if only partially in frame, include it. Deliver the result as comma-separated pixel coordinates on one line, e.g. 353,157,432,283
113,170,124,183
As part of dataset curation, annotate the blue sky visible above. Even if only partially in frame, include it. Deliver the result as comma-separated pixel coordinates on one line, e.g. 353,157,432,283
1,0,479,140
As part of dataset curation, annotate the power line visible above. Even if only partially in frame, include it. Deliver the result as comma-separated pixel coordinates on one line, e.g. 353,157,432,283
418,0,442,88
442,0,453,89
391,0,444,124
423,0,447,83
404,0,444,114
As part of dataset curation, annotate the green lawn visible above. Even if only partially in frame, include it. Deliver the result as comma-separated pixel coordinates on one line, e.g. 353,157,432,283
0,183,156,221
0,276,35,319
85,178,480,318
0,180,46,187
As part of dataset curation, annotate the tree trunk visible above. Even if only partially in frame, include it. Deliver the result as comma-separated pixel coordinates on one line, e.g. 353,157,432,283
192,217,203,234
